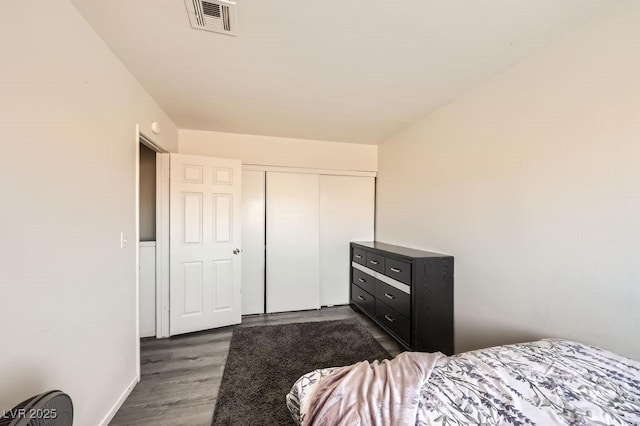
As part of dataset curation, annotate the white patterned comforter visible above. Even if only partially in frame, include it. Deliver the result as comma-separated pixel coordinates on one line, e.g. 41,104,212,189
287,339,640,425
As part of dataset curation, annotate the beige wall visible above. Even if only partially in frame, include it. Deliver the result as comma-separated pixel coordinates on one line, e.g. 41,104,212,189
139,144,156,241
376,2,640,360
0,1,177,424
179,130,378,171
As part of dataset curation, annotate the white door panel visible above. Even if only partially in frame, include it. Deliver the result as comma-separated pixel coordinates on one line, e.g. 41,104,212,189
266,172,320,313
169,154,241,336
320,176,375,306
241,170,265,315
139,242,156,338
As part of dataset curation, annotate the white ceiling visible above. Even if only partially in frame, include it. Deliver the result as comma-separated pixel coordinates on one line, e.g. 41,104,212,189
70,0,613,144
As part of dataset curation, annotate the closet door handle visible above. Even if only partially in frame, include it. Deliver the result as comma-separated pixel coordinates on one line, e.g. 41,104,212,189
357,295,365,301
390,267,401,273
384,293,395,300
384,315,395,323
369,260,379,265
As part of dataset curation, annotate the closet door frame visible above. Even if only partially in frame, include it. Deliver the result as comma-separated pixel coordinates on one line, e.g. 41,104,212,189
242,164,376,313
242,165,376,178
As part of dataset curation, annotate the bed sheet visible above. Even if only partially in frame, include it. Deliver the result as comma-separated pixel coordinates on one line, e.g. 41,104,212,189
288,339,640,425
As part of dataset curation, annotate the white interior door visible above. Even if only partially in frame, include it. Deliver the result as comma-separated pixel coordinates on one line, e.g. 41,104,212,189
319,176,375,306
169,154,241,335
266,172,320,313
241,170,265,315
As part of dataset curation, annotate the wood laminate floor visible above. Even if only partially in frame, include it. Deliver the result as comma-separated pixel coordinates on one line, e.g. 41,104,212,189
110,306,403,425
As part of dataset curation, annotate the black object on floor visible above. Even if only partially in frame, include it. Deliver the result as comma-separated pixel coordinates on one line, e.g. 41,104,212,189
0,390,73,426
211,319,390,425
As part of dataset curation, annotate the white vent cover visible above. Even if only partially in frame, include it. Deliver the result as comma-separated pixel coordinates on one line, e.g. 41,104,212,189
185,0,237,37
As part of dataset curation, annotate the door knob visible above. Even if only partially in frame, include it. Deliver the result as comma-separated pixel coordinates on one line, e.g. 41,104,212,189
233,248,241,255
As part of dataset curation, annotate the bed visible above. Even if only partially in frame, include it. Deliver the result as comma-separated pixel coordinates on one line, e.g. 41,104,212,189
287,338,640,425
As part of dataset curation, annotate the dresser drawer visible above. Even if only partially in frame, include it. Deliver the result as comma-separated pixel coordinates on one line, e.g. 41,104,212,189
352,247,367,266
352,283,375,317
366,251,385,273
375,280,410,318
375,300,410,345
352,268,375,295
385,258,412,285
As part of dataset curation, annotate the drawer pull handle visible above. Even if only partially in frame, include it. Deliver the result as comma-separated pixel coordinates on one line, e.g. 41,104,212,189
384,314,395,322
384,293,396,300
355,254,362,259
357,295,365,301
358,278,366,283
370,260,379,265
390,267,401,273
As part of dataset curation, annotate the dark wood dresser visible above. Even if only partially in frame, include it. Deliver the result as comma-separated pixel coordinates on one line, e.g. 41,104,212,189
350,241,454,355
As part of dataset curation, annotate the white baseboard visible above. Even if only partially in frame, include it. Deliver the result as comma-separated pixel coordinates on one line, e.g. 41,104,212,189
99,376,139,426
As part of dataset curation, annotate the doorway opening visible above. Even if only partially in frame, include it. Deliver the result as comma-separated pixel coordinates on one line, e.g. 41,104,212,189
135,129,169,380
139,142,157,338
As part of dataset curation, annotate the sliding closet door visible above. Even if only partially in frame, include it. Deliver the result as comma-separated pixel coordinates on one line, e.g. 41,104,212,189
266,172,320,313
241,170,265,315
320,176,375,306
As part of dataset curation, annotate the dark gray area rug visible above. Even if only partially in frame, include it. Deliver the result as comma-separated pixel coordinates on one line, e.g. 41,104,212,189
211,319,390,425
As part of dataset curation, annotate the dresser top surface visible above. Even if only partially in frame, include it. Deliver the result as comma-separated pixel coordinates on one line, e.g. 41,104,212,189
352,241,452,259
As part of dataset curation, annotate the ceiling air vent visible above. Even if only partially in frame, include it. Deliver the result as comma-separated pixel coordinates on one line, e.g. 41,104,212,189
185,0,237,37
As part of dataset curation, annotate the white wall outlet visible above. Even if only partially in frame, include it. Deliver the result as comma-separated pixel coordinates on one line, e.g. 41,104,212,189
120,232,128,249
